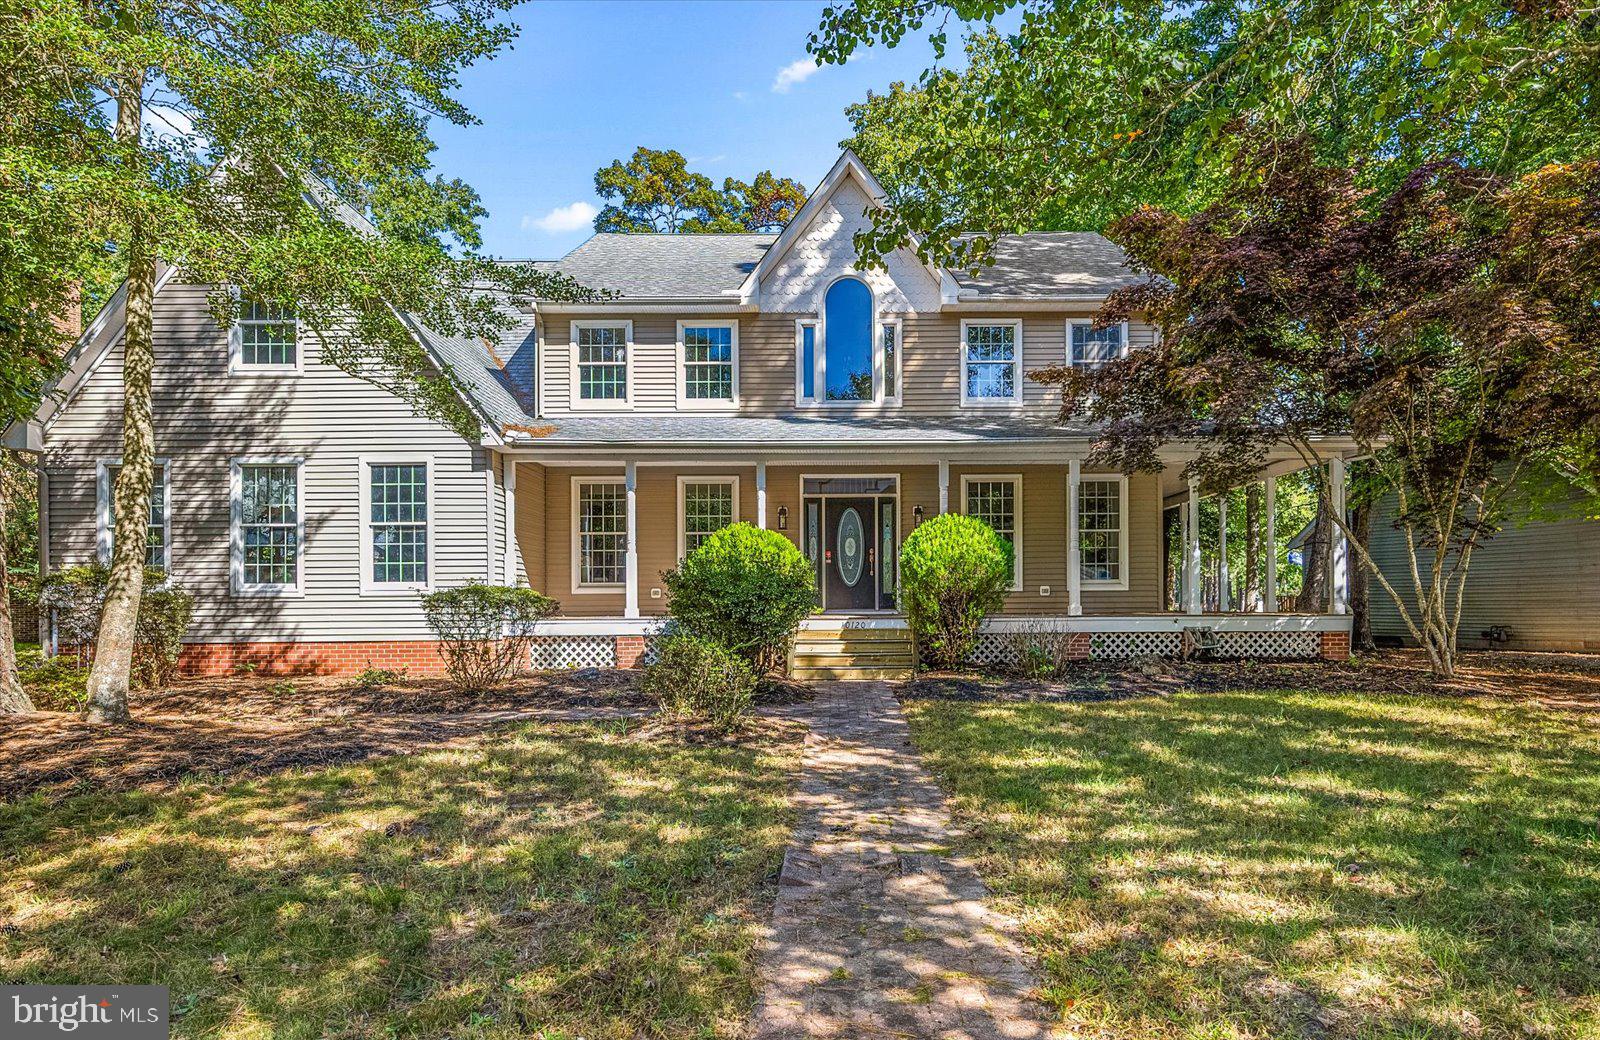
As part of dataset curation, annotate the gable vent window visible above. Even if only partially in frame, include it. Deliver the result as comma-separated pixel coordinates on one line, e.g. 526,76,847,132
230,299,299,373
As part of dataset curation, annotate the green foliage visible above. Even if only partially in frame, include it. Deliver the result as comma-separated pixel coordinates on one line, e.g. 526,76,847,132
36,564,194,689
14,643,88,712
661,524,816,675
593,147,808,233
640,634,757,730
6,0,601,442
816,1,1598,267
898,514,1011,671
420,583,557,692
349,665,408,690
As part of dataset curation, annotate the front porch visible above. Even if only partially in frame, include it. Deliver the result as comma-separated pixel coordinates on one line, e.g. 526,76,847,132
499,440,1360,669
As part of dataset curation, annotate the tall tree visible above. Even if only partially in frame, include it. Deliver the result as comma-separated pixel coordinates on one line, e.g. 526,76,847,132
814,0,1599,266
13,0,593,722
594,147,808,233
1033,133,1600,676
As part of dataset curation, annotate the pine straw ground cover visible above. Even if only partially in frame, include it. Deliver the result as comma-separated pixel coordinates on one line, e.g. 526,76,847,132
1,717,802,1040
904,690,1600,1040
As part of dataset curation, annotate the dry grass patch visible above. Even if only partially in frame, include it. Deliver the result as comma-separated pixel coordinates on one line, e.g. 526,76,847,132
905,690,1600,1040
1,718,802,1039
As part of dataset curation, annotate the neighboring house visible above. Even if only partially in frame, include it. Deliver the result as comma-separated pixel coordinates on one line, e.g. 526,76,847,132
7,150,1362,675
1367,491,1600,652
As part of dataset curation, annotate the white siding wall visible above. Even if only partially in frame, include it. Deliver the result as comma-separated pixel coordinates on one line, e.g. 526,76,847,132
42,281,493,643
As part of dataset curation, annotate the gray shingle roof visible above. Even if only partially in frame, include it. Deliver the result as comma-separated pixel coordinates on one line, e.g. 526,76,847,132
504,412,1096,446
532,233,775,298
528,230,1143,301
951,232,1145,297
400,301,538,433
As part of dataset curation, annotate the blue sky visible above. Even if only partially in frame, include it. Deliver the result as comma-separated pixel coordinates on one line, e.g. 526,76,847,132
428,1,981,259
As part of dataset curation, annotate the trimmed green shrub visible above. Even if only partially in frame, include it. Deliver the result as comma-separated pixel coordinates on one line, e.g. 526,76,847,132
898,513,1012,671
640,633,757,729
662,523,815,674
420,582,557,691
37,564,195,689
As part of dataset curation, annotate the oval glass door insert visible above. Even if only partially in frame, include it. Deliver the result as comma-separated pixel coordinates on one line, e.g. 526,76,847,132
837,508,865,587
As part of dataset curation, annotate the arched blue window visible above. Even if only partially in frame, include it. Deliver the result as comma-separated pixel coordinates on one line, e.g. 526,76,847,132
823,277,873,401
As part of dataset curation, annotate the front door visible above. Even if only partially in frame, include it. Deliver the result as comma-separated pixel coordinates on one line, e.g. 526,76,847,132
823,497,878,611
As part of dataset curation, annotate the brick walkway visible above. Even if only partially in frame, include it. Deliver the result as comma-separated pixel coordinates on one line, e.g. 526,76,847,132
751,682,1057,1039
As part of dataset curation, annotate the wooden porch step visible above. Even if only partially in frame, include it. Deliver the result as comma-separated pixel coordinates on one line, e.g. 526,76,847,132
796,627,911,643
790,665,914,682
791,651,915,669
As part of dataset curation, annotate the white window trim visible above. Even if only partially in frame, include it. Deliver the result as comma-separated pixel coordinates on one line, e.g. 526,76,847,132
227,289,303,376
675,320,739,410
570,475,627,594
675,475,741,561
881,316,904,407
959,318,1024,408
569,319,634,410
96,457,171,571
960,473,1023,591
1067,319,1131,367
230,456,306,597
1078,473,1130,591
357,455,436,596
794,317,818,406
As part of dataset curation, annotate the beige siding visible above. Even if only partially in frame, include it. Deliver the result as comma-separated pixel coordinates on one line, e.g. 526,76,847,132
1368,491,1600,651
524,463,1164,617
540,309,1158,420
42,281,492,643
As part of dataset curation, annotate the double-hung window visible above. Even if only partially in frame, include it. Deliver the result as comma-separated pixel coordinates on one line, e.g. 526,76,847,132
678,322,737,406
230,299,299,373
1069,320,1128,368
573,478,627,591
1078,476,1128,588
97,460,169,571
361,460,430,591
678,477,738,559
963,475,1022,590
572,322,631,406
232,459,303,594
960,320,1021,405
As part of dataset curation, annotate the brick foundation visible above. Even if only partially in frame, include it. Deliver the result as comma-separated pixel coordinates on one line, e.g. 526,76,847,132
1064,633,1092,660
176,640,450,678
1319,631,1351,661
614,635,648,669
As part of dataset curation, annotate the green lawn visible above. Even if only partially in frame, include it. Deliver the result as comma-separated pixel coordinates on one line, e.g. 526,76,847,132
1,719,798,1040
905,691,1600,1040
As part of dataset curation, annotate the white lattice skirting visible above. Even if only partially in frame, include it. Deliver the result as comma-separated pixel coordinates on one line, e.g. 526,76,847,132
1090,631,1185,659
963,627,1325,668
1214,630,1322,658
530,636,618,670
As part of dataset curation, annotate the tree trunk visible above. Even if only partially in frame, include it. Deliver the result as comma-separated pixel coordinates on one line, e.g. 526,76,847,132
1244,484,1261,610
1350,502,1375,653
84,71,152,724
0,454,32,714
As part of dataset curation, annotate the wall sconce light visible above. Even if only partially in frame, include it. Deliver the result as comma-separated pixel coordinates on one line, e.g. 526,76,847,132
912,504,924,526
777,505,788,530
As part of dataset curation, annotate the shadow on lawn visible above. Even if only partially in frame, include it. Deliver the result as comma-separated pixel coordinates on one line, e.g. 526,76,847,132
910,691,1600,1040
0,721,800,1040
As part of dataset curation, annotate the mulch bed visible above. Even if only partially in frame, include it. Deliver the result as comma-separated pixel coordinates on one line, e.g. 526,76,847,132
0,670,650,804
901,648,1600,714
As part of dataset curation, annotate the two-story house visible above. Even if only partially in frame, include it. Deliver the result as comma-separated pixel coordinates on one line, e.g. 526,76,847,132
11,151,1360,676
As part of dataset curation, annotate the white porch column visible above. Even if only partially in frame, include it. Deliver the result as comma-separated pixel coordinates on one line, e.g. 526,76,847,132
1217,493,1230,612
755,462,767,528
1330,457,1349,615
1185,479,1203,615
502,459,519,586
1067,458,1083,616
937,459,950,514
1263,476,1278,612
624,460,639,619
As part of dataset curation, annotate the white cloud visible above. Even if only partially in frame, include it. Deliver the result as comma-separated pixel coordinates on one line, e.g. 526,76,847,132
732,90,749,101
523,201,598,234
142,103,208,150
772,58,822,94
